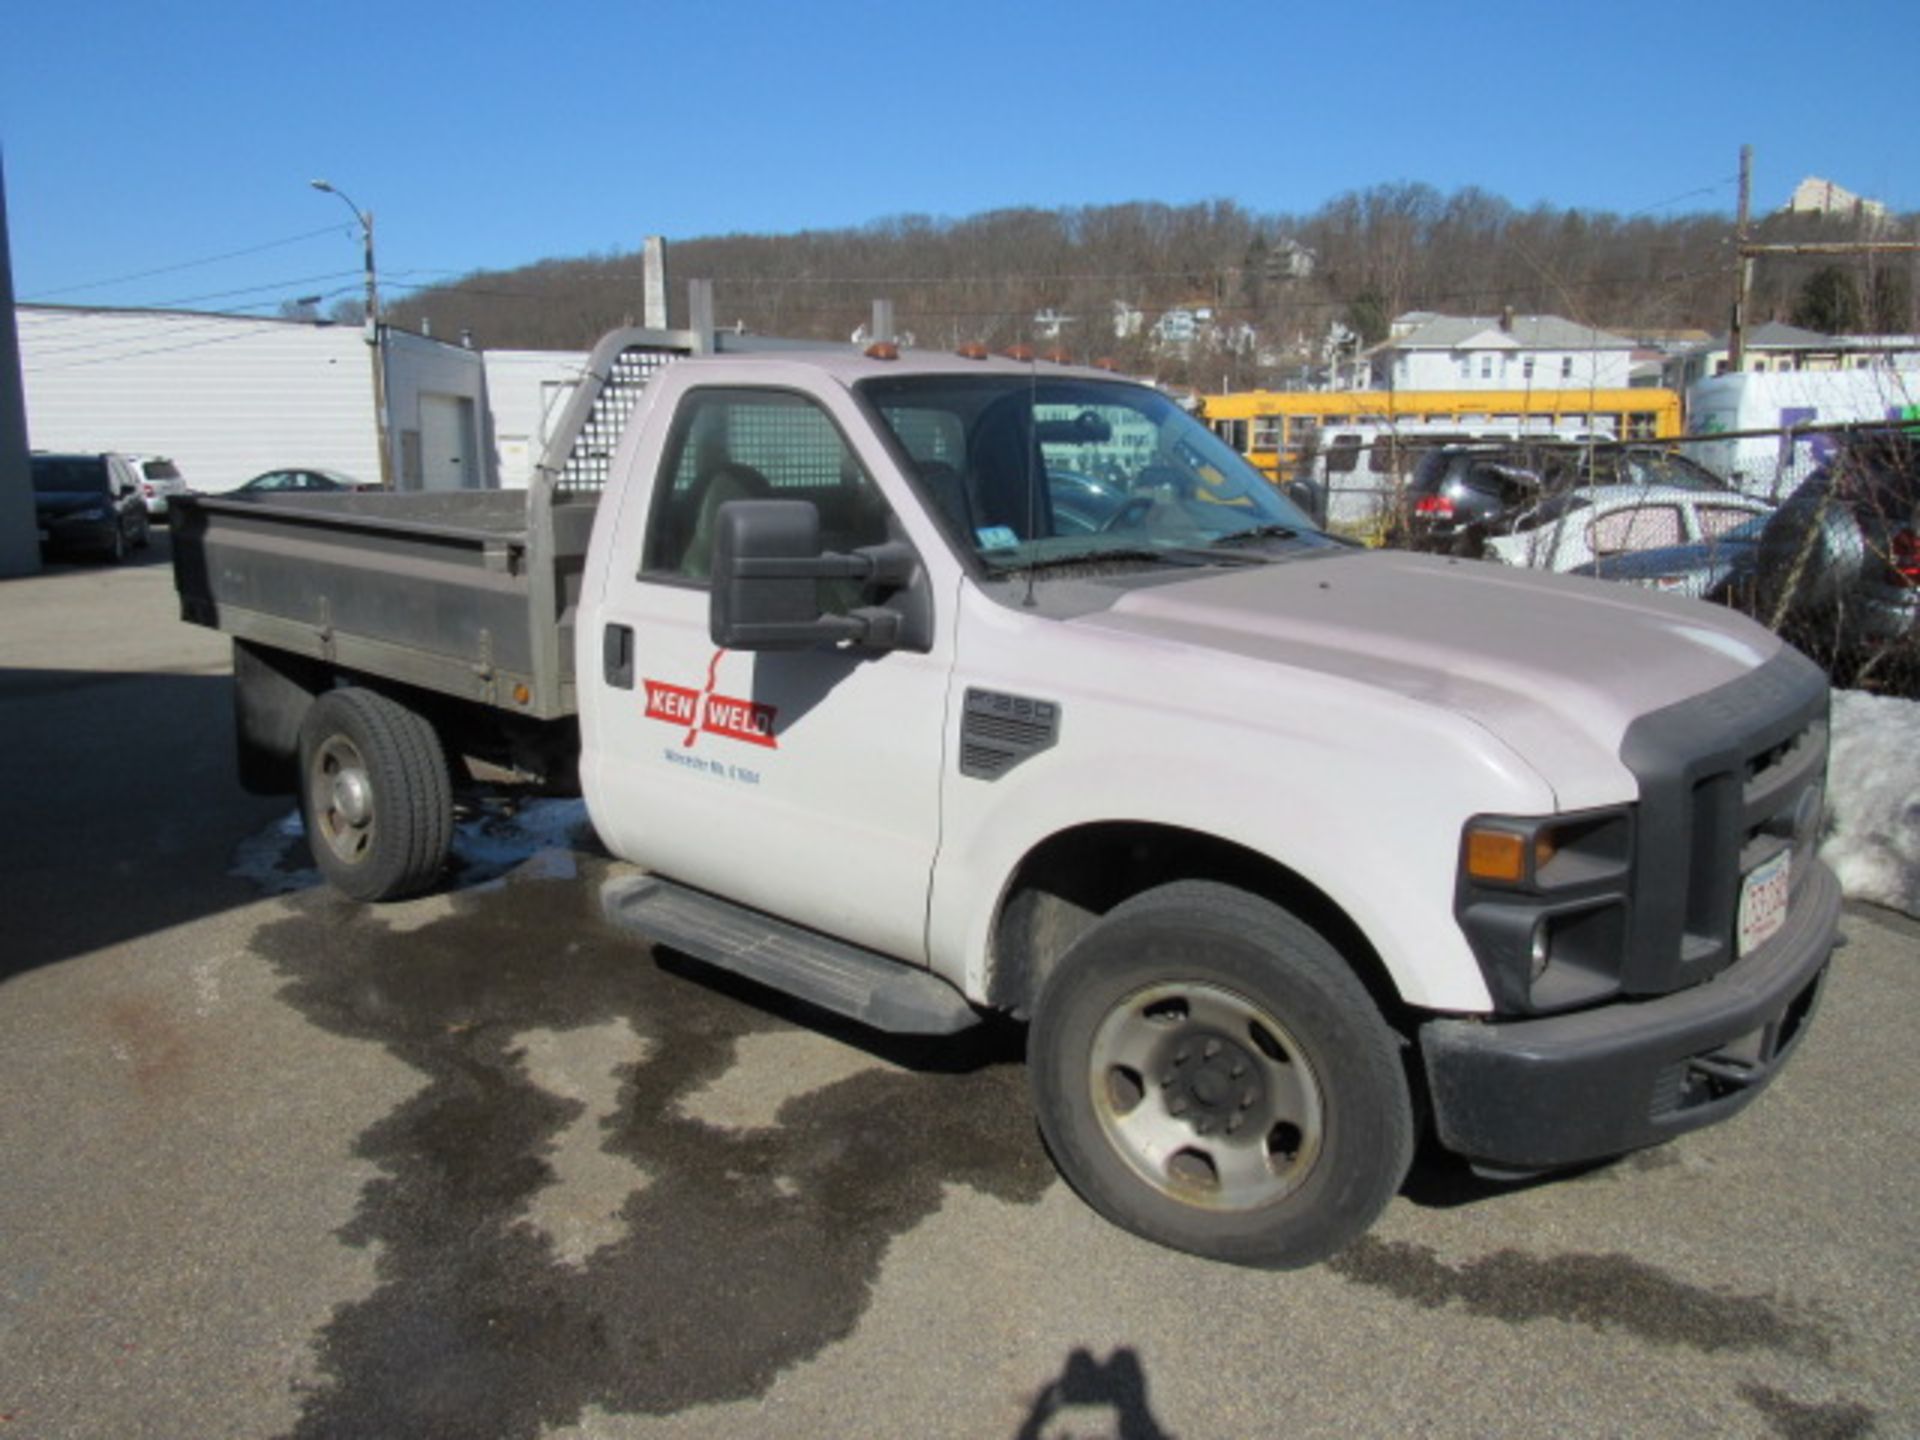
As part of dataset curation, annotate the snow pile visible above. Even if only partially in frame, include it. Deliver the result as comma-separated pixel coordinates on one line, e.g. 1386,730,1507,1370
452,798,589,887
230,797,591,895
1822,690,1920,920
229,811,319,895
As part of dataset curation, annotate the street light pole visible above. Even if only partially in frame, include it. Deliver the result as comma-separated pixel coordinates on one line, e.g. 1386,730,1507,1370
310,178,392,488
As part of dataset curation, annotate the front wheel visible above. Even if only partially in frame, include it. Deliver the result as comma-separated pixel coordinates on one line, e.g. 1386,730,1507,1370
297,688,454,901
1030,881,1413,1268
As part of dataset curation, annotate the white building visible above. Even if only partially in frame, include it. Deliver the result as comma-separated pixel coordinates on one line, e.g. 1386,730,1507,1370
1685,367,1920,496
1368,312,1636,392
1662,322,1920,389
481,348,590,489
1782,176,1888,223
17,304,490,492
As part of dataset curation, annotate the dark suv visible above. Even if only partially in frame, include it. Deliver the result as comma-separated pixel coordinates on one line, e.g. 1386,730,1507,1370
1751,430,1918,676
30,453,152,562
1390,443,1729,556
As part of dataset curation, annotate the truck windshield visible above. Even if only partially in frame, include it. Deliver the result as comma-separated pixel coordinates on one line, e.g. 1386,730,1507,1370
859,374,1324,571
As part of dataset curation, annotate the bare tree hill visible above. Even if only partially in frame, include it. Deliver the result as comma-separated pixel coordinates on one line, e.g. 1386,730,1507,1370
385,188,1916,386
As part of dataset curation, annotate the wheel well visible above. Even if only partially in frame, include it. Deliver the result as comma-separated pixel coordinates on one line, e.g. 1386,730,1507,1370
231,640,577,797
989,822,1406,1029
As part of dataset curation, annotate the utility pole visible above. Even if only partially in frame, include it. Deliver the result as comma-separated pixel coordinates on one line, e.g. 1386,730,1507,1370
1728,146,1920,370
311,180,392,488
1728,145,1753,373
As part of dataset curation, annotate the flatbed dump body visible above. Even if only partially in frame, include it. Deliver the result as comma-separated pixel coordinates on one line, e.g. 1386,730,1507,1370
173,487,597,719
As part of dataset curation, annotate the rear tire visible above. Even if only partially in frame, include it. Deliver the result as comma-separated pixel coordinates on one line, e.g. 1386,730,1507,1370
297,688,453,901
1030,881,1413,1268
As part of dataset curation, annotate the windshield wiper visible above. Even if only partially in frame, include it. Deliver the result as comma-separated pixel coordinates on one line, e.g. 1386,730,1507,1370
1208,524,1300,546
989,547,1208,575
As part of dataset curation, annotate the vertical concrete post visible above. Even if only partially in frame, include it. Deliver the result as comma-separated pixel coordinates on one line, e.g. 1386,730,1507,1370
687,279,715,355
0,151,43,576
643,236,668,330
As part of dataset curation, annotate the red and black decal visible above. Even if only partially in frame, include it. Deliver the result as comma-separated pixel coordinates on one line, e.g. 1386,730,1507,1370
643,651,779,750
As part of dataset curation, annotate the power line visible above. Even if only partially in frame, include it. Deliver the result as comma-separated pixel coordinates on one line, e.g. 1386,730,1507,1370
20,224,350,300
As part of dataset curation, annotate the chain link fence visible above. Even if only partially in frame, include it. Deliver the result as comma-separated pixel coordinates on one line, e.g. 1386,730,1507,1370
1300,427,1919,695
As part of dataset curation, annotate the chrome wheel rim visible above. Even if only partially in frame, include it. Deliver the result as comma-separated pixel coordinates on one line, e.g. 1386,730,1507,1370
1087,981,1325,1211
311,735,375,866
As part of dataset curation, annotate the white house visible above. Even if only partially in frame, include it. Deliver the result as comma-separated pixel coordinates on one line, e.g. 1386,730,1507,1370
1367,312,1636,392
18,304,489,492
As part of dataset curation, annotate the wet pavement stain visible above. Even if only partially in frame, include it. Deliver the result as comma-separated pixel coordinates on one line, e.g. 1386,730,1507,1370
1328,1237,1836,1360
1738,1381,1878,1440
254,860,1053,1439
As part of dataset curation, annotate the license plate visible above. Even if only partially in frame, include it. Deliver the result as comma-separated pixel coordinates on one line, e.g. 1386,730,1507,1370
1737,849,1791,957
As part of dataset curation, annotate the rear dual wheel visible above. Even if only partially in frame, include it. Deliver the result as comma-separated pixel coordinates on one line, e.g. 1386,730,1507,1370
297,688,453,902
1031,881,1413,1268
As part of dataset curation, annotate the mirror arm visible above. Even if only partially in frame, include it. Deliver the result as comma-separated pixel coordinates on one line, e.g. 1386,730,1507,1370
728,539,918,587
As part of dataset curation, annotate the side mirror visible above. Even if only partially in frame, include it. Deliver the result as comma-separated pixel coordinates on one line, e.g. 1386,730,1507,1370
709,499,930,653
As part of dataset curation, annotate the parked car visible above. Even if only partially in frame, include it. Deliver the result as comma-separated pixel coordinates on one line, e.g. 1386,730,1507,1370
1568,511,1770,600
121,454,190,519
1750,430,1919,665
29,452,151,562
231,468,373,496
1391,443,1733,556
1486,485,1773,573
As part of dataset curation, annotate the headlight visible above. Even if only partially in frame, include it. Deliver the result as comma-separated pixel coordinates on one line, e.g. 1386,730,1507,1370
1458,808,1635,1014
1461,810,1628,890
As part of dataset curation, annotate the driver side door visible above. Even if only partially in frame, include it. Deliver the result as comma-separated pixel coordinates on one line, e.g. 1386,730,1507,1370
587,383,954,964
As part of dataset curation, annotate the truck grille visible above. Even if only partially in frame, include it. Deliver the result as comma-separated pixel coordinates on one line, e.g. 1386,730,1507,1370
1616,647,1830,995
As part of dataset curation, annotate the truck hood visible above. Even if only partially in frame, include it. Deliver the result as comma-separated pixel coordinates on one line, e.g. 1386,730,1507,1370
1070,549,1782,809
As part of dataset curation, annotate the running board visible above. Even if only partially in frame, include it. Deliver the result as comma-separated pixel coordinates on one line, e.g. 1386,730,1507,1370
599,872,980,1035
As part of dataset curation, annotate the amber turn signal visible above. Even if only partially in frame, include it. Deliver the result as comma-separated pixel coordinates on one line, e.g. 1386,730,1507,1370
1465,828,1528,884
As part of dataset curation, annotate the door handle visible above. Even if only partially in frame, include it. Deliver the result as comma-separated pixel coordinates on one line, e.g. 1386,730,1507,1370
603,623,634,689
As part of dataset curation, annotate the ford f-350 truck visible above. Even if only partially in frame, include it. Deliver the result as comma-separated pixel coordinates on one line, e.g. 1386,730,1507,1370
172,327,1839,1267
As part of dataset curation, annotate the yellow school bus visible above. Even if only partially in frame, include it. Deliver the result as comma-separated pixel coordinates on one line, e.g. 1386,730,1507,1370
1202,388,1685,482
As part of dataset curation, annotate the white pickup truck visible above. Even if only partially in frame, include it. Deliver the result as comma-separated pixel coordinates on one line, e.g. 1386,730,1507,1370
173,327,1839,1267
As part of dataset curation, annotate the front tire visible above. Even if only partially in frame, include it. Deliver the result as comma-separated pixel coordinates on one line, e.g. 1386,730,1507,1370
1030,881,1413,1268
297,688,453,901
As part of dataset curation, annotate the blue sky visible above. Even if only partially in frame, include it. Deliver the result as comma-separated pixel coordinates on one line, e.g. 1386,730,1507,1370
3,0,1914,315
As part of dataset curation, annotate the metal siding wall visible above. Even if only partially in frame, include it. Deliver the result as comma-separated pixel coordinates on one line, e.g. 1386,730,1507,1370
482,350,589,489
383,330,489,488
17,307,379,492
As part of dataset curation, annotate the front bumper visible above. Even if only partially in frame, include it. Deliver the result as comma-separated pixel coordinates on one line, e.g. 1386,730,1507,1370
1421,857,1839,1170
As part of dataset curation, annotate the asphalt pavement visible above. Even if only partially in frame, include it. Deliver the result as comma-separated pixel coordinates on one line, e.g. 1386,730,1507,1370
1,533,1915,1440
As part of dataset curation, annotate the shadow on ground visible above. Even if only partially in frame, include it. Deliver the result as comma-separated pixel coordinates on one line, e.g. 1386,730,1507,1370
0,662,285,980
